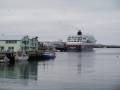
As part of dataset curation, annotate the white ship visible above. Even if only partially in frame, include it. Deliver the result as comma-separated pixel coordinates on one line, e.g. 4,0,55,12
66,30,96,51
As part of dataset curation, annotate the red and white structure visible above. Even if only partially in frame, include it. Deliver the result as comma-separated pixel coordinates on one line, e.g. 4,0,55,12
66,30,96,51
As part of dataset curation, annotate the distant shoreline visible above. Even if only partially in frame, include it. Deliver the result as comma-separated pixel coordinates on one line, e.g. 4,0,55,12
94,44,120,48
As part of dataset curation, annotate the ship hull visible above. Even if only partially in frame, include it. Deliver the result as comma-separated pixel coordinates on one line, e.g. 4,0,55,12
66,44,94,52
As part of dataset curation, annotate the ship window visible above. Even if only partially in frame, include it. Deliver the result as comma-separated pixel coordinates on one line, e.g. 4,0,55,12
77,38,79,42
67,38,71,42
68,37,75,42
70,39,73,42
78,37,82,42
83,37,86,40
71,36,74,39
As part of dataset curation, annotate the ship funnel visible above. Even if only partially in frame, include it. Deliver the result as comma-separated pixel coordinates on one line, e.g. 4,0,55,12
77,30,82,35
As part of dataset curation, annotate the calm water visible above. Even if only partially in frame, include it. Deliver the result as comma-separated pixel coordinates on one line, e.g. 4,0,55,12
0,48,120,90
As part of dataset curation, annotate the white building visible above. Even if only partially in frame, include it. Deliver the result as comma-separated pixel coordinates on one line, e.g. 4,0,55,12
21,36,39,52
0,35,39,52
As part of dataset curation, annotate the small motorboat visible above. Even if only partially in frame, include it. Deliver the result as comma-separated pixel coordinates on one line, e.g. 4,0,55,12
0,56,9,63
41,51,56,59
15,51,29,62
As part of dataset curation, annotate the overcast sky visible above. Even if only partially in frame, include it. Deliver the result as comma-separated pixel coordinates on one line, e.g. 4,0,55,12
0,0,120,45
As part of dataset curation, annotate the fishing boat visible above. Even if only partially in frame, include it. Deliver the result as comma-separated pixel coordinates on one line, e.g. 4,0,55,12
66,30,96,51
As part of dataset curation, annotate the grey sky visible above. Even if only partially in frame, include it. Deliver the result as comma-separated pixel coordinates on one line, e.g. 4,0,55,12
0,0,120,45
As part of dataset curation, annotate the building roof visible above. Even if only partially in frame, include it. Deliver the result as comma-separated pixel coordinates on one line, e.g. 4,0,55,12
0,34,39,41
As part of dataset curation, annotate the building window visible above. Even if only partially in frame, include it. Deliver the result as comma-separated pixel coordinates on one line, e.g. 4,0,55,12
6,40,17,44
7,47,14,52
22,41,29,45
0,46,4,51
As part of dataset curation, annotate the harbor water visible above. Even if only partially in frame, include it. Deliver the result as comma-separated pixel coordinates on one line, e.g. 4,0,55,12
0,48,120,90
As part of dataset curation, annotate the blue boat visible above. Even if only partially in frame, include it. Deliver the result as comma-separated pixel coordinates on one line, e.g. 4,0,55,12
41,51,56,59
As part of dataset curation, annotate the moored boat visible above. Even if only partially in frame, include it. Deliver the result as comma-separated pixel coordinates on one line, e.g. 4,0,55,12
0,56,9,63
41,51,56,59
15,51,29,62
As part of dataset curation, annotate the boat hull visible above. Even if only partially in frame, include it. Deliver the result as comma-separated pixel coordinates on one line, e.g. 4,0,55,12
15,52,29,62
41,55,55,59
41,52,56,59
66,44,94,51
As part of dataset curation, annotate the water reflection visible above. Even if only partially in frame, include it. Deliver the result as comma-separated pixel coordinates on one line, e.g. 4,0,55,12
66,51,95,74
38,59,54,72
0,61,38,80
77,51,95,74
0,59,55,80
0,49,120,90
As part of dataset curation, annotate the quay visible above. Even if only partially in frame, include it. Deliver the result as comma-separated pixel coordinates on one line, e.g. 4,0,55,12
0,35,49,62
0,51,44,62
